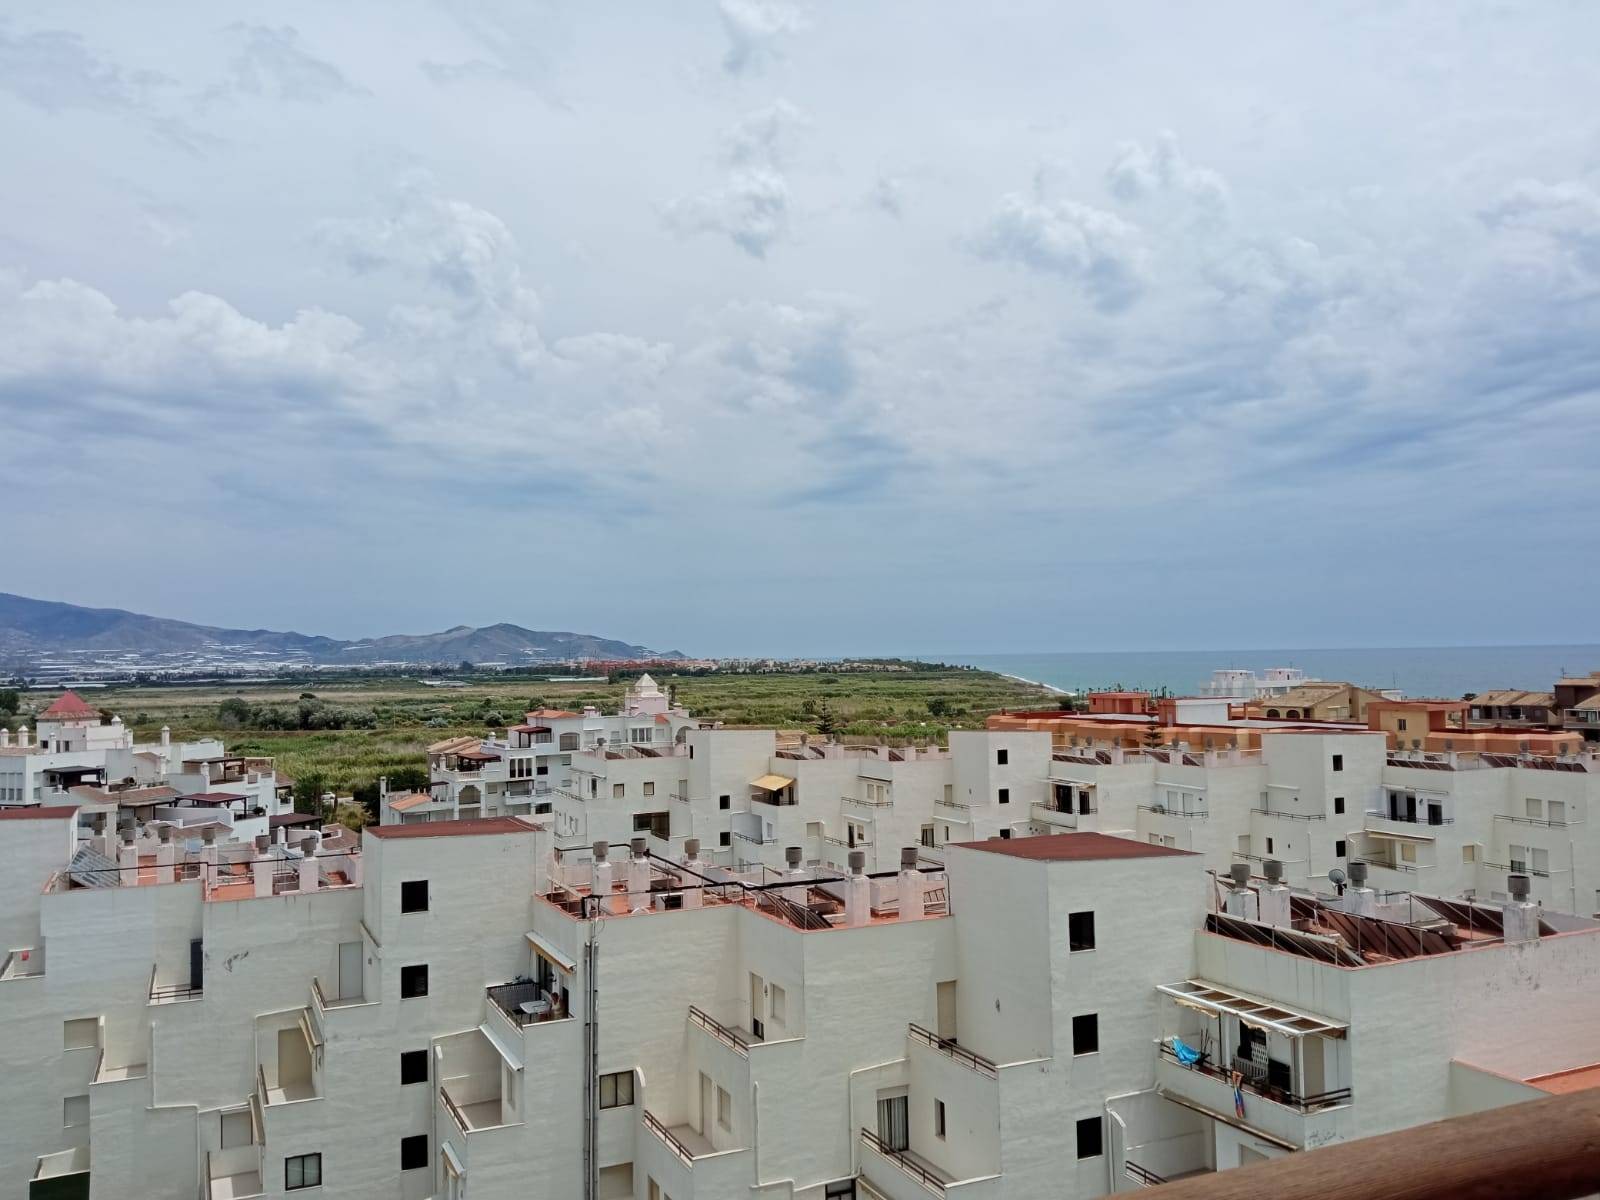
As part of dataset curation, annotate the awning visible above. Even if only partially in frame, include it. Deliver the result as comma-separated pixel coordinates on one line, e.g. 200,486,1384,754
525,930,576,973
1157,979,1346,1039
751,774,795,792
1363,828,1434,844
441,1140,464,1178
478,1019,523,1072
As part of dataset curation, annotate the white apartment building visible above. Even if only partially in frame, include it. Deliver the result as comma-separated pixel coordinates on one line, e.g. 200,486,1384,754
1,692,294,847
6,799,1600,1200
389,675,697,825
1197,668,1319,700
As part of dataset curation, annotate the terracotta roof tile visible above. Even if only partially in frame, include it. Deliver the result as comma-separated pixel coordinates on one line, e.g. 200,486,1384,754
0,805,79,821
366,816,536,840
954,831,1195,862
41,691,98,719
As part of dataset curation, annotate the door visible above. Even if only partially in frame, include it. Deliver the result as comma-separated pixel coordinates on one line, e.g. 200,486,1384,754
749,973,765,1040
698,1073,713,1137
338,941,362,1002
935,980,957,1042
877,1094,909,1152
1426,803,1443,826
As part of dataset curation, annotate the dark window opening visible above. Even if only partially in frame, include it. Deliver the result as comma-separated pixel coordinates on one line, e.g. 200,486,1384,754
400,880,429,913
400,964,429,999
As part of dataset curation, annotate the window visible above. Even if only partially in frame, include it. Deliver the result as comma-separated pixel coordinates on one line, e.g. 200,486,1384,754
921,824,935,848
1331,754,1343,772
719,794,731,810
560,732,579,751
63,1095,89,1128
1335,839,1347,858
997,787,1010,805
825,1182,857,1198
717,1086,731,1130
1526,797,1543,820
996,748,1009,766
719,831,731,847
1075,1115,1104,1159
1265,837,1274,854
400,880,429,913
631,727,652,744
1398,718,1408,732
643,781,655,797
400,1050,428,1085
599,1071,635,1109
999,829,1012,839
400,1134,427,1172
1068,910,1095,952
770,983,786,1023
286,1153,322,1190
613,783,625,800
1463,844,1478,863
1071,1013,1099,1055
221,1110,253,1148
400,964,429,999
934,1099,946,1139
63,1018,98,1050
1400,842,1417,864
633,811,669,839
1333,796,1345,815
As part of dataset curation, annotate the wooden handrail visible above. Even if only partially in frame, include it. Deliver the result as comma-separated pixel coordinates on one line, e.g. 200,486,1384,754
1138,1087,1600,1199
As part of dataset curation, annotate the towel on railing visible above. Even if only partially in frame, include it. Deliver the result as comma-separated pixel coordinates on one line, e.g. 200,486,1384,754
1170,1037,1204,1066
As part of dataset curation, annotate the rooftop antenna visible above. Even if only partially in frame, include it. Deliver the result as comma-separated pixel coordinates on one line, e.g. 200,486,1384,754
1328,867,1347,896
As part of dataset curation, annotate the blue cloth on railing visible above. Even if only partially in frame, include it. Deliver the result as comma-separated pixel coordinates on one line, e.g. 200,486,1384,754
1170,1037,1203,1065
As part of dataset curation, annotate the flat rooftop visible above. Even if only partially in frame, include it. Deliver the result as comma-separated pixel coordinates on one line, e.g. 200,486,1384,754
956,832,1194,862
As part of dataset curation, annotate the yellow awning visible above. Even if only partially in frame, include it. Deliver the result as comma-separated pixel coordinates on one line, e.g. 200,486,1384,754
751,774,795,792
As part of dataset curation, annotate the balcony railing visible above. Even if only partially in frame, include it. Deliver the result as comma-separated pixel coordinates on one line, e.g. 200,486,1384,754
1251,807,1325,822
149,964,201,1003
1366,809,1454,826
909,1022,997,1078
1482,861,1553,878
1157,1042,1351,1111
1126,1162,1168,1187
861,1128,946,1195
1494,813,1571,828
643,1109,696,1165
488,980,567,1027
441,1087,470,1134
689,1005,752,1055
1353,857,1421,874
1140,805,1208,820
844,794,893,808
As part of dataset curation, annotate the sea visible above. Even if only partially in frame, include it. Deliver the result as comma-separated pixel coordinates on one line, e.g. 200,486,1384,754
945,646,1600,699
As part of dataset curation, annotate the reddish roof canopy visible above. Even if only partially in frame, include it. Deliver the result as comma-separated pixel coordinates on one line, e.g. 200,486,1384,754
955,831,1195,862
366,816,535,840
41,691,98,719
0,806,79,821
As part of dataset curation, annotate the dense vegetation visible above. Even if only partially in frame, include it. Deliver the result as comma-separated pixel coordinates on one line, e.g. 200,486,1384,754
10,667,1055,818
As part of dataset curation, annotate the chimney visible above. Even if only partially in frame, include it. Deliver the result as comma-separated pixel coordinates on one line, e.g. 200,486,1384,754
1223,862,1258,920
1504,874,1541,944
252,834,273,897
680,838,704,909
0,728,9,748
299,832,321,893
1258,858,1291,927
591,841,613,909
118,826,138,887
16,725,28,748
898,846,924,921
628,837,650,911
844,851,870,927
1343,860,1376,917
379,775,389,800
153,822,176,883
161,725,171,749
784,845,807,905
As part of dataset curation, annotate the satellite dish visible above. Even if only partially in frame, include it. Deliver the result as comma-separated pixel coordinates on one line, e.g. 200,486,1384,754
1327,868,1347,886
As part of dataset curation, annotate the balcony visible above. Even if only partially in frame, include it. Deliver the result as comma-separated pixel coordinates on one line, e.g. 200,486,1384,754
689,1005,754,1054
1156,1044,1349,1149
31,1147,90,1200
1251,807,1325,822
1030,802,1090,831
441,1079,511,1133
844,793,893,809
1140,804,1208,821
487,980,570,1027
908,1023,996,1079
858,1129,1001,1199
0,946,43,980
1364,810,1452,834
149,963,202,1005
205,1145,263,1200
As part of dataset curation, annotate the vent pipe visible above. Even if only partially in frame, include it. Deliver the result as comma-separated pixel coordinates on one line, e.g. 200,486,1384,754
1344,859,1376,917
627,837,650,911
1504,874,1541,944
845,850,870,927
591,841,612,909
680,838,704,909
1259,858,1291,927
298,832,321,893
898,847,924,922
784,845,807,905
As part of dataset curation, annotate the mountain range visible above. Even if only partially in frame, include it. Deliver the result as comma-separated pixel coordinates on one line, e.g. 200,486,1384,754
0,592,680,667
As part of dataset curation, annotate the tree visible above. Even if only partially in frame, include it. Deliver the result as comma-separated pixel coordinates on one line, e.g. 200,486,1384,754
816,700,839,739
294,772,329,821
1142,721,1164,750
217,697,252,727
0,689,17,715
926,697,951,718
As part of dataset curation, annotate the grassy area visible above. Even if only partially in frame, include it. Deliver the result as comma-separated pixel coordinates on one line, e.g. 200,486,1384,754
23,668,1056,795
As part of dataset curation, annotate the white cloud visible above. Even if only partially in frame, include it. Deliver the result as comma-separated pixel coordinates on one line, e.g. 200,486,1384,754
718,0,806,76
224,25,365,103
1106,131,1230,216
664,101,804,258
971,193,1145,311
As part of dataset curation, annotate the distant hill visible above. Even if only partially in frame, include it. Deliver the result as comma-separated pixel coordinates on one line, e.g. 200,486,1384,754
0,592,680,666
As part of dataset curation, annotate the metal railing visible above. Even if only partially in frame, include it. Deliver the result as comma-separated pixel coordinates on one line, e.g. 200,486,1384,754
488,981,567,1027
148,962,202,1003
1158,1042,1351,1111
1353,857,1421,874
643,1109,696,1165
689,1006,752,1055
1126,1162,1168,1186
1482,861,1553,878
861,1127,945,1194
844,794,893,808
1365,809,1454,826
441,1086,470,1134
1494,813,1571,828
909,1023,997,1078
1140,805,1208,820
1251,807,1324,822
731,830,776,846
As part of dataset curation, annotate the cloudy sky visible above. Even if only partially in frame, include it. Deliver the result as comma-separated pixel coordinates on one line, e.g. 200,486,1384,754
3,2,1599,656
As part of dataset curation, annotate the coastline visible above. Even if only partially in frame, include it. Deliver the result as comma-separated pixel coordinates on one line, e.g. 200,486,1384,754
997,671,1068,695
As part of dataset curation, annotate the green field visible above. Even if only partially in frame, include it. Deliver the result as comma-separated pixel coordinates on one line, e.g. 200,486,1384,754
23,668,1056,797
